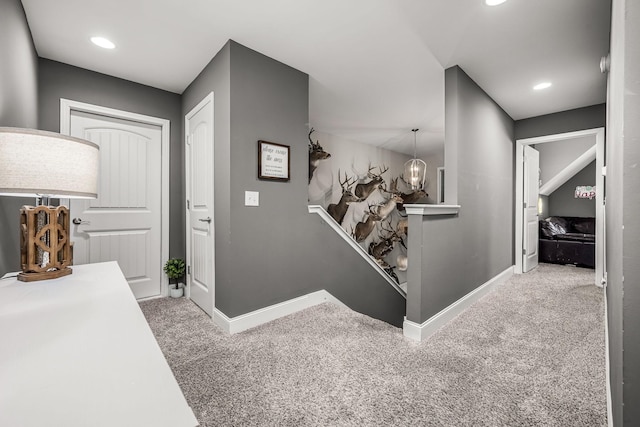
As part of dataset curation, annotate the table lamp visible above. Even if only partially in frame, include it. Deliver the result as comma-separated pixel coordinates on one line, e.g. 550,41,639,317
0,127,99,282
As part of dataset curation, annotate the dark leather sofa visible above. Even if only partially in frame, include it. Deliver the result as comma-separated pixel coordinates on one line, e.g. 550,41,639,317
539,216,595,269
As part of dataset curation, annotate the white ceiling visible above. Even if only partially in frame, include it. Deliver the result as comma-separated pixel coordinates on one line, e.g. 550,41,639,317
21,0,610,156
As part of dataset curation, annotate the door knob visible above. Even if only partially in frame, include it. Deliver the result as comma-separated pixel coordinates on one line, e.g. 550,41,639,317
72,218,90,225
198,217,212,223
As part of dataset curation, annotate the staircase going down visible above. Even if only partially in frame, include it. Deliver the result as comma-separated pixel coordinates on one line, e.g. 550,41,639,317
308,205,407,298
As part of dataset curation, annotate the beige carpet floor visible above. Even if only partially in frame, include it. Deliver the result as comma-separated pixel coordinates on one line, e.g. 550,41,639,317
140,263,606,426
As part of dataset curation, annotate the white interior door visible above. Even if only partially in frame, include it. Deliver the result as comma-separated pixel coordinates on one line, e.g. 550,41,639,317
523,145,540,272
186,93,214,316
68,110,163,299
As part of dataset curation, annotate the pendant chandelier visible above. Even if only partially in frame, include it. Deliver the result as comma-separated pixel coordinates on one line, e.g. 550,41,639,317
403,128,426,190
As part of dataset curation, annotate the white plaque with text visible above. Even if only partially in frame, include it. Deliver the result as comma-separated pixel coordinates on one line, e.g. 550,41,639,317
258,140,290,181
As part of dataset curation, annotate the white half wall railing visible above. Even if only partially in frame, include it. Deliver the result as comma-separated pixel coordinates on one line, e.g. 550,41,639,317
308,205,406,298
403,203,463,342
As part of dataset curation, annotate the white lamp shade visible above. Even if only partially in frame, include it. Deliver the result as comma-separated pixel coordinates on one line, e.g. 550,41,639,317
403,158,427,191
0,127,99,199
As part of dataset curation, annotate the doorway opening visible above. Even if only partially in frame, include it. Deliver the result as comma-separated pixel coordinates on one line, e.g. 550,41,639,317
60,99,170,298
185,92,215,317
514,127,605,286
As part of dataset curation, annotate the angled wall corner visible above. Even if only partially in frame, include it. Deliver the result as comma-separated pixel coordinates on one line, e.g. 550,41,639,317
444,67,460,205
409,65,514,324
0,0,39,275
607,0,640,425
182,40,406,328
0,0,38,129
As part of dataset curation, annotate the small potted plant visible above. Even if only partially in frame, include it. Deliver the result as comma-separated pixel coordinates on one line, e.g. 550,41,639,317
164,258,186,298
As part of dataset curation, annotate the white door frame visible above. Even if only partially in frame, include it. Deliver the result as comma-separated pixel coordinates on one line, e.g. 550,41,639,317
184,92,215,308
523,145,540,272
514,127,605,286
60,99,171,296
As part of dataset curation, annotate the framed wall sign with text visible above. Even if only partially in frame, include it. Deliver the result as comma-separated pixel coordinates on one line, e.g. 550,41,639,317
258,140,290,181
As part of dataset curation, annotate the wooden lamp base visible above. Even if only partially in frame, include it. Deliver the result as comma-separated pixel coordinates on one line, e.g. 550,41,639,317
18,205,73,282
18,268,72,282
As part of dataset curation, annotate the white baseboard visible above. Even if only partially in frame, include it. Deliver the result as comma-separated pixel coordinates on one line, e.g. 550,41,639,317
213,290,346,335
137,294,164,302
403,266,514,342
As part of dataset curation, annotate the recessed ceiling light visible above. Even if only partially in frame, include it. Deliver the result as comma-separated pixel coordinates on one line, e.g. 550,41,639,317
485,0,508,5
533,82,552,91
90,37,115,49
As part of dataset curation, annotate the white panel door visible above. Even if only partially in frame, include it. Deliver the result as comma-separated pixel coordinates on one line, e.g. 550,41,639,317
69,111,162,299
186,94,214,316
523,145,540,272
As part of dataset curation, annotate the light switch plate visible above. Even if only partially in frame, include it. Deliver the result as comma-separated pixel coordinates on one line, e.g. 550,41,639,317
245,191,259,207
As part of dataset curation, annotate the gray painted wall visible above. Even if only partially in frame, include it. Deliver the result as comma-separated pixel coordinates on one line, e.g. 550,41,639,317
515,104,606,140
37,59,185,260
539,195,550,219
620,2,640,417
408,66,514,324
0,0,39,274
183,41,405,326
608,0,640,425
607,0,624,418
548,161,596,218
0,0,38,128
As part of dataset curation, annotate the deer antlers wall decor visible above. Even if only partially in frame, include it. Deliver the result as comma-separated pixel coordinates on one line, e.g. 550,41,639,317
327,169,360,224
374,258,400,284
396,218,408,237
390,176,428,212
369,220,405,260
308,128,331,183
373,192,403,221
352,204,382,242
396,254,408,271
354,165,389,200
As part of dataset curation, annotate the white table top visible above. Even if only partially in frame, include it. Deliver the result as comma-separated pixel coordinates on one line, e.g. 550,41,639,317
0,262,198,427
